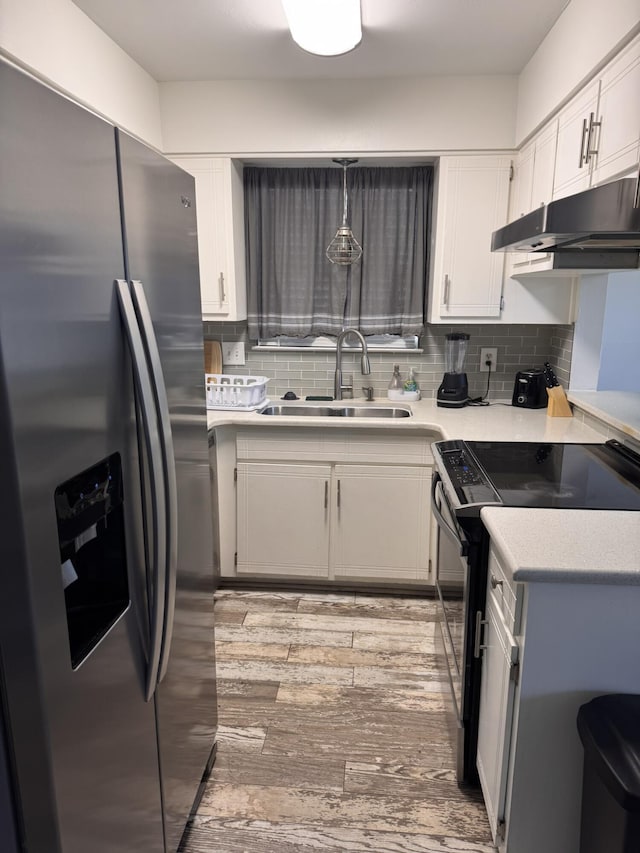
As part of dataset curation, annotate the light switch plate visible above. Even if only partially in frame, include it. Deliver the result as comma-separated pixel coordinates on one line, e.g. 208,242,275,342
223,341,245,365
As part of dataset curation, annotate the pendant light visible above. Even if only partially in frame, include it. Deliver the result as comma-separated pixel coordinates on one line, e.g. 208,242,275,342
326,159,362,266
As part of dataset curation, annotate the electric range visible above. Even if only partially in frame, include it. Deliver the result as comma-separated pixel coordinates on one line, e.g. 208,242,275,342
430,438,640,783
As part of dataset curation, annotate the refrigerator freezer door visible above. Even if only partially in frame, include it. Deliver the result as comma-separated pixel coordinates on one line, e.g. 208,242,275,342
0,702,20,853
117,130,218,850
0,62,165,853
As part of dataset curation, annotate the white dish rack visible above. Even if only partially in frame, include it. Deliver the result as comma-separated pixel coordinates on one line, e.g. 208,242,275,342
205,374,269,411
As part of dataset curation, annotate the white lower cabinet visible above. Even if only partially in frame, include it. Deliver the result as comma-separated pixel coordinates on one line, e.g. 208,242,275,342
236,459,431,583
232,428,436,586
331,464,430,582
477,542,640,853
236,462,330,578
476,584,519,845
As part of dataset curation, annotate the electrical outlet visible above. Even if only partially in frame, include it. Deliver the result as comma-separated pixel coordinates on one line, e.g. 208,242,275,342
480,347,498,373
222,341,245,365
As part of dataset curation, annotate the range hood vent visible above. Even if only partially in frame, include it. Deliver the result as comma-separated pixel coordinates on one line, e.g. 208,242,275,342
491,178,640,268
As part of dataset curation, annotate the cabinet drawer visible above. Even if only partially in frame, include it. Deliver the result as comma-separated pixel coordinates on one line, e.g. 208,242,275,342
488,545,523,635
236,427,436,465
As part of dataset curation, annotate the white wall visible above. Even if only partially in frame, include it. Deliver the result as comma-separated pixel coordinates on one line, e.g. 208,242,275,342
570,271,640,391
0,0,163,148
160,75,518,155
599,272,640,391
570,277,608,389
516,0,640,145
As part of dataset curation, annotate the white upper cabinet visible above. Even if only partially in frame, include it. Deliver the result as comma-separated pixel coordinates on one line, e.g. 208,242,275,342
500,121,577,323
553,33,640,200
509,118,558,223
591,35,640,187
507,121,558,275
552,80,600,200
427,155,511,323
529,121,558,213
509,138,536,222
169,156,247,321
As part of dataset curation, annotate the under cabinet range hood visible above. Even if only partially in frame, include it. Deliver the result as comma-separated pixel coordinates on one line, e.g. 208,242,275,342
491,178,640,270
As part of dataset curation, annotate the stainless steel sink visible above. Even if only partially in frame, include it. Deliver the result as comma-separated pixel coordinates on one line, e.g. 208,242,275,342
337,406,411,418
259,404,412,418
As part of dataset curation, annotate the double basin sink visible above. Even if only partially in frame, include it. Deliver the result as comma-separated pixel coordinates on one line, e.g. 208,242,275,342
259,403,412,418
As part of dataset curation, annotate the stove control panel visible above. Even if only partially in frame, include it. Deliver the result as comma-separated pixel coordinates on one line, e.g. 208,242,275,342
433,440,501,510
444,451,483,487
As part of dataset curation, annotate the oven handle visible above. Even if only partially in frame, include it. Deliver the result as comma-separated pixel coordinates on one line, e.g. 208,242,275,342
431,473,469,558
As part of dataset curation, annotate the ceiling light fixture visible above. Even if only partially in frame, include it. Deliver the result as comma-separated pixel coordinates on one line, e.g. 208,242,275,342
281,0,362,57
326,159,362,266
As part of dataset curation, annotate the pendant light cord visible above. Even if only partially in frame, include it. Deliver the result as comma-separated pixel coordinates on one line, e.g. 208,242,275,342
341,163,348,225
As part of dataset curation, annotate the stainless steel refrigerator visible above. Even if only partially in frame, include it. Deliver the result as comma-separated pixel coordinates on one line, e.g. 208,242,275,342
0,59,218,853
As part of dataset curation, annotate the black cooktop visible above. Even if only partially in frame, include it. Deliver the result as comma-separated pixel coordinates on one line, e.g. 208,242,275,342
466,440,640,510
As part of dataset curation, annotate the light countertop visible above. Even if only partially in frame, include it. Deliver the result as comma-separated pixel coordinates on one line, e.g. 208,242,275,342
208,397,640,586
481,506,640,586
207,397,605,443
567,390,640,442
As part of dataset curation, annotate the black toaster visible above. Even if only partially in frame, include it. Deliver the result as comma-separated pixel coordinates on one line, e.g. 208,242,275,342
512,369,548,408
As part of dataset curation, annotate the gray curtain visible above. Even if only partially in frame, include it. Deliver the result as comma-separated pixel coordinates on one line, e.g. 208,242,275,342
244,165,432,339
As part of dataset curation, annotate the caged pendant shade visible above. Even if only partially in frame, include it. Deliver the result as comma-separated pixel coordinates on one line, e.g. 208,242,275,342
326,158,362,266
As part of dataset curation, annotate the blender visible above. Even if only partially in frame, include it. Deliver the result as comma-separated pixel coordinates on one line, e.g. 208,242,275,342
437,333,470,408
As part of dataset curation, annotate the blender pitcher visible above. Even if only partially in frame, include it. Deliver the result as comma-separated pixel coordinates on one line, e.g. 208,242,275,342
437,333,470,408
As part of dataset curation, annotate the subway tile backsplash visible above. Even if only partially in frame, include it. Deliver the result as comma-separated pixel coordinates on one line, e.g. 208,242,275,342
204,322,574,402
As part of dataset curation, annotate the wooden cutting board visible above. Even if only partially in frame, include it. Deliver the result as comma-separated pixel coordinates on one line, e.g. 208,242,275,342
204,340,222,375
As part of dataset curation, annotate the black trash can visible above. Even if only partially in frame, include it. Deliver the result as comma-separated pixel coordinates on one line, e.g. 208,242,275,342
577,694,640,853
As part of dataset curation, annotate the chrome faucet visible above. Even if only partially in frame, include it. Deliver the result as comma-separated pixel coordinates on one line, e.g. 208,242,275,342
334,328,371,400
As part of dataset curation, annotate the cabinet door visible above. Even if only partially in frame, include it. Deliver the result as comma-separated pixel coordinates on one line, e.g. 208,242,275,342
552,81,599,200
591,35,640,187
510,142,535,220
169,157,247,320
170,157,227,314
476,588,519,845
201,160,231,316
331,464,431,582
523,120,559,270
236,462,331,578
506,123,557,282
428,156,511,321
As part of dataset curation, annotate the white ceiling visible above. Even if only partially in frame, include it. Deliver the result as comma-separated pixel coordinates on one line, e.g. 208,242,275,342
72,0,571,83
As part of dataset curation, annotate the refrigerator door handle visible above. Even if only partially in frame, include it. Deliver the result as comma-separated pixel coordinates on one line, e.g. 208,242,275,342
115,280,167,701
129,280,179,685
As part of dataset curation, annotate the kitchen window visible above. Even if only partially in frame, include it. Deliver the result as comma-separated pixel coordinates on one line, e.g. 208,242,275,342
244,165,433,342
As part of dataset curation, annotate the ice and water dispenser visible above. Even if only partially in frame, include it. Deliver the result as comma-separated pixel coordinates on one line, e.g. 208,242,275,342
54,454,129,668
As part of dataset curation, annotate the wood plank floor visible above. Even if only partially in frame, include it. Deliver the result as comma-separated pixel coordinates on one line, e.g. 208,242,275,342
179,589,495,853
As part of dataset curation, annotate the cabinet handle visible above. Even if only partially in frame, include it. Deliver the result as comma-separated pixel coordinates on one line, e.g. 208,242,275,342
490,574,504,589
474,609,488,658
585,112,601,164
579,117,589,168
218,272,226,304
337,479,341,509
324,481,328,509
443,274,450,307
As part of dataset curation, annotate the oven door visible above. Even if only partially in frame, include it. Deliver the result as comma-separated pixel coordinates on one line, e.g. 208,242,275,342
432,472,468,721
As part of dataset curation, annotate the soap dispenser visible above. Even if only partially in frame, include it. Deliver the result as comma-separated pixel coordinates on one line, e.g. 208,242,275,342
403,367,421,400
387,364,404,401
